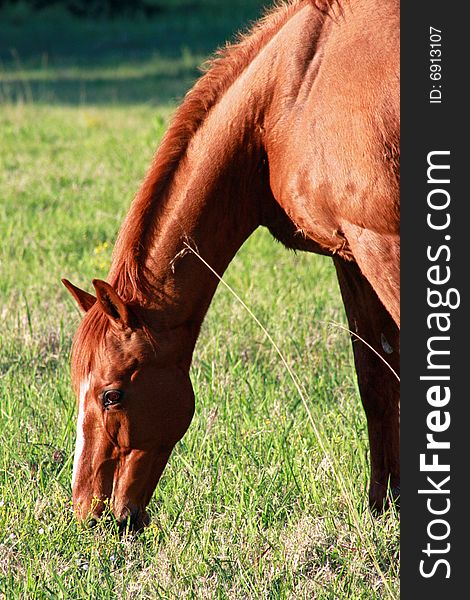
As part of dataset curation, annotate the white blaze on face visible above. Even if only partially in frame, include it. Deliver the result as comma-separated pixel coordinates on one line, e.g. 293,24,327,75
72,374,91,488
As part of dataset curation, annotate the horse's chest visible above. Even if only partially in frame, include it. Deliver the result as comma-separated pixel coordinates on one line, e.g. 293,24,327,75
268,119,398,259
268,156,355,259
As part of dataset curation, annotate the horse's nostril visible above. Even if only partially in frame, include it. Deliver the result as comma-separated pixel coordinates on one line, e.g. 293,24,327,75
87,517,98,529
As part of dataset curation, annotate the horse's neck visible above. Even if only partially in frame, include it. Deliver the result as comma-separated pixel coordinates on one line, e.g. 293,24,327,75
109,1,319,342
112,91,268,339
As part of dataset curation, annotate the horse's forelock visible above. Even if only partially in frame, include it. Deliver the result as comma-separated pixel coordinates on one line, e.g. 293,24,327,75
71,305,109,394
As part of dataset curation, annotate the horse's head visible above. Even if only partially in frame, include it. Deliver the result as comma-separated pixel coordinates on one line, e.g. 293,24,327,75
62,278,194,531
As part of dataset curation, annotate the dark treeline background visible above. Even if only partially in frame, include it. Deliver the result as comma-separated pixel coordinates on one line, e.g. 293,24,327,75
0,0,194,17
0,0,265,105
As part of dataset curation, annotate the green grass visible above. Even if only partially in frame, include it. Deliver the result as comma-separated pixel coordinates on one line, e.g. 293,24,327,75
0,4,399,598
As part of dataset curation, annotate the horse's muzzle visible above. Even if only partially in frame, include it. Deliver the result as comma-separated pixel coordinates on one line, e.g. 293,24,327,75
85,507,150,534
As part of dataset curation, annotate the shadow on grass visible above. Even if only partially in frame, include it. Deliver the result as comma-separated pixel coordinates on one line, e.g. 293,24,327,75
0,1,266,106
0,67,202,106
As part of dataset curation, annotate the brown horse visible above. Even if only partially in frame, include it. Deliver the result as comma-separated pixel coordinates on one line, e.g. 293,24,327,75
63,0,399,530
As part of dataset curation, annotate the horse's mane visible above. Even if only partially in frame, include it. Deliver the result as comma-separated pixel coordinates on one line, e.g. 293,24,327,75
72,0,339,386
108,0,338,303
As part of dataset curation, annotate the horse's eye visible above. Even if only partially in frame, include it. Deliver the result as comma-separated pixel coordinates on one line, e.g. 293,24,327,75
101,389,123,408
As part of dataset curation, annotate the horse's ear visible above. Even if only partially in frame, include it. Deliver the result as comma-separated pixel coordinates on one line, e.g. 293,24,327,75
92,279,130,327
62,279,96,313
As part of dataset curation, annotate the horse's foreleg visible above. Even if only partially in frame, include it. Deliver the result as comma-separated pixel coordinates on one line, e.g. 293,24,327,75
342,226,400,328
333,257,400,511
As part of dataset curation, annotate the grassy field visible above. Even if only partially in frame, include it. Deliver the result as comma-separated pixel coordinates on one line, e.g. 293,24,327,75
0,3,399,598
